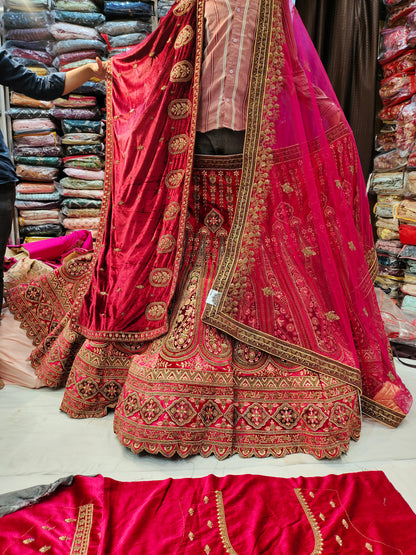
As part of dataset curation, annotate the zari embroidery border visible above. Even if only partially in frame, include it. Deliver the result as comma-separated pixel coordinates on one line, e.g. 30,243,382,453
361,395,405,428
215,491,239,555
293,489,324,555
70,504,94,555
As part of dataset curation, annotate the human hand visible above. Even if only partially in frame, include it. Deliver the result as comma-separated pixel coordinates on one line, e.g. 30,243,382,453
90,57,108,81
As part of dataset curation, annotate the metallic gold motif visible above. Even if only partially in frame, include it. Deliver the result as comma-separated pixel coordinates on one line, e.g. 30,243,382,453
174,25,194,49
165,169,185,189
145,302,167,321
164,202,181,221
168,134,189,155
168,99,192,120
294,489,323,554
170,61,194,83
149,268,173,287
157,234,176,253
173,0,196,16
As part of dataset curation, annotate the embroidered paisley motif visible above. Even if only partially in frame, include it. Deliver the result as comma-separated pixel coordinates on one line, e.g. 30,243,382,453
145,302,167,321
168,134,189,155
149,268,173,287
170,61,194,83
165,169,185,188
168,99,192,120
157,235,176,253
173,0,196,16
174,25,194,49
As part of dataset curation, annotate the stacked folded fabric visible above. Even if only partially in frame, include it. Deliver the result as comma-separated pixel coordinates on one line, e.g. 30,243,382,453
3,0,64,240
98,0,154,58
157,0,175,20
373,0,416,311
48,0,107,240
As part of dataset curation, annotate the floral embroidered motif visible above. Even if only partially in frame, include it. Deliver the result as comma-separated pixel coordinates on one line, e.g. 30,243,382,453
163,202,181,221
140,397,164,424
77,378,99,399
71,504,94,555
199,400,222,426
157,235,176,253
165,169,185,189
145,302,167,321
174,25,194,49
168,134,189,155
204,208,224,233
173,0,196,16
168,99,192,120
167,398,196,425
149,268,173,288
274,404,300,429
301,405,327,431
170,61,194,83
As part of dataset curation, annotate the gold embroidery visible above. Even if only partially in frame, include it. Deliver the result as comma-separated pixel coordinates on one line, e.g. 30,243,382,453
188,532,195,541
330,501,336,508
207,520,213,528
294,489,323,555
59,536,71,541
348,241,356,251
204,546,211,554
165,169,185,189
70,504,94,555
145,302,167,321
342,519,349,529
204,495,209,504
170,61,194,83
164,201,181,220
282,182,294,193
42,526,55,530
335,535,343,546
325,311,340,321
173,0,196,16
174,25,194,49
365,543,374,552
215,491,239,555
157,234,176,253
302,247,316,257
23,538,35,544
149,268,173,287
189,508,194,516
309,492,315,498
39,546,52,553
168,134,189,155
262,287,274,297
335,180,342,189
168,99,192,120
319,513,325,521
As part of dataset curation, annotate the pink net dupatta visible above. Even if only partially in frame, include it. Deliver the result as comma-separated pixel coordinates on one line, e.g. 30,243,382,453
202,1,412,426
72,0,204,342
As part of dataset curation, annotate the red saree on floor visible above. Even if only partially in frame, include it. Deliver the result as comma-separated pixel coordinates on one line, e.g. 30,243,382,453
1,472,416,553
5,0,412,459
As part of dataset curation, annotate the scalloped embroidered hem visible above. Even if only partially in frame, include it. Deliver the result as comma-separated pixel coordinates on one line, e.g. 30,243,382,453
114,427,361,461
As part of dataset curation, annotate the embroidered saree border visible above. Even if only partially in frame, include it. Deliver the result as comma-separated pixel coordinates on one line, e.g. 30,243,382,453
360,396,405,428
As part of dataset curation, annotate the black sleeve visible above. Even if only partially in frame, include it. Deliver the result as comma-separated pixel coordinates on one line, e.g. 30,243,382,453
0,49,66,101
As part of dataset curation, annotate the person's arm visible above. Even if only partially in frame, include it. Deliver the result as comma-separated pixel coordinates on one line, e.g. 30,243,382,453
0,49,107,101
63,57,107,95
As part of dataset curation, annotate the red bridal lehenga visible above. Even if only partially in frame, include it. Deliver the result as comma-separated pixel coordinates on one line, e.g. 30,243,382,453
5,0,413,459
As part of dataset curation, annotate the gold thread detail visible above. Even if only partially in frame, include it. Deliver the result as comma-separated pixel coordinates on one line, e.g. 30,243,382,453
294,489,323,555
70,504,94,555
215,491,239,555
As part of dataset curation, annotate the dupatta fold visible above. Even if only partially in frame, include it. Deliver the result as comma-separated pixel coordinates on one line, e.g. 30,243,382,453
70,0,412,426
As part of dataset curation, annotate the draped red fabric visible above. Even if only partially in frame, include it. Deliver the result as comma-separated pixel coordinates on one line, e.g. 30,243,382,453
1,472,416,553
74,0,204,341
69,0,411,424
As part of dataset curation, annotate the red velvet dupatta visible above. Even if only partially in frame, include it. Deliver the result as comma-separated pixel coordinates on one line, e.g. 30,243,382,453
73,0,204,341
72,0,412,426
